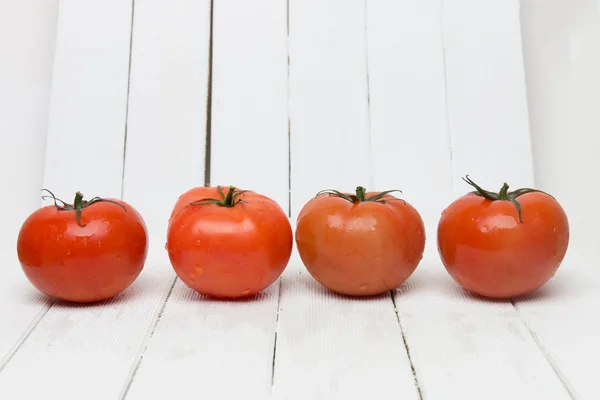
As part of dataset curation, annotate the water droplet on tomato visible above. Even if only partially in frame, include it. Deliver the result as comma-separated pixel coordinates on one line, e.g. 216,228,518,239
359,284,368,292
66,249,71,256
164,243,168,251
196,240,202,246
195,265,204,274
189,272,196,283
241,289,251,295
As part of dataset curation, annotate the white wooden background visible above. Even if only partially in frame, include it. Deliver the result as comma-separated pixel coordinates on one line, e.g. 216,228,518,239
1,1,598,399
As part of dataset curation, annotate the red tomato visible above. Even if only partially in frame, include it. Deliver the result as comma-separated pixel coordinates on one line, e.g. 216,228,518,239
166,186,293,299
437,176,570,299
17,190,148,303
295,186,425,296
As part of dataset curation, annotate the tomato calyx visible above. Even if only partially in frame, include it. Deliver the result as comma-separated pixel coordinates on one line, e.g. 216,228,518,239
188,186,249,208
316,186,405,204
41,189,127,227
463,175,553,223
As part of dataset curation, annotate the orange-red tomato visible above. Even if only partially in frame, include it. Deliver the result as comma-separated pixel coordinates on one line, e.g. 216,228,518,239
295,186,425,296
17,191,148,303
437,176,570,299
166,186,293,299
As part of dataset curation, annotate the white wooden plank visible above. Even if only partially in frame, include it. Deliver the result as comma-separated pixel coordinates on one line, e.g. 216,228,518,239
443,2,598,397
0,0,57,255
0,0,210,398
288,0,372,218
275,252,419,399
125,2,285,398
210,0,289,213
0,1,131,390
443,0,535,190
368,1,572,398
0,0,57,369
396,252,571,400
125,278,280,399
42,0,132,199
367,0,453,232
275,1,418,397
515,251,600,399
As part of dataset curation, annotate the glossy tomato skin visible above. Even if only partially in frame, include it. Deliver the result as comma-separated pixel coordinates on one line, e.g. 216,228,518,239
295,192,425,296
166,187,293,299
437,192,569,299
17,199,148,303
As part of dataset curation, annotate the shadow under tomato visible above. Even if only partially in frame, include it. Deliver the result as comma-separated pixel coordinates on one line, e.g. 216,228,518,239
172,280,277,304
50,285,140,309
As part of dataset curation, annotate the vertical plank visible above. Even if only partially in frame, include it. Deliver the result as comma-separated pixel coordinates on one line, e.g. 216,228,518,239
0,0,57,368
42,0,132,198
115,0,212,398
274,1,419,398
0,1,209,399
288,0,372,218
124,1,283,398
0,1,138,398
367,0,453,232
443,0,535,190
210,0,289,213
367,0,571,398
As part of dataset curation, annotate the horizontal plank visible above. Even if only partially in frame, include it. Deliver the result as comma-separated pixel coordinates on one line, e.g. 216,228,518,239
125,278,279,399
274,254,419,399
395,250,571,400
515,251,600,399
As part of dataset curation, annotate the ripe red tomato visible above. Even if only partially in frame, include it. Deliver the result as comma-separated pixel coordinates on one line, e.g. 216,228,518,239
166,186,293,299
17,190,148,303
295,186,425,296
437,176,570,299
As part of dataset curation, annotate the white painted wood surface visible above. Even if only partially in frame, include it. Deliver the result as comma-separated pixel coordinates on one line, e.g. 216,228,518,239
1,1,598,399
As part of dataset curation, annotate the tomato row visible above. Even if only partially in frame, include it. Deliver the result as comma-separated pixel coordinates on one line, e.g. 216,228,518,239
16,176,569,303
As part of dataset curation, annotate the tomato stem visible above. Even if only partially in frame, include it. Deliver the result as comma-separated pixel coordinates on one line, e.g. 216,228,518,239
41,189,127,227
315,187,405,204
187,186,249,208
462,175,553,223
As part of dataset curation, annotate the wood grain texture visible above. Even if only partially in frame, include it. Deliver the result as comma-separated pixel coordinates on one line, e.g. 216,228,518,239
0,0,57,373
125,2,283,398
366,0,453,233
288,0,372,218
368,1,571,398
210,0,289,213
0,1,131,398
515,251,600,399
0,1,210,399
277,1,419,397
42,0,132,199
274,253,419,399
443,0,535,190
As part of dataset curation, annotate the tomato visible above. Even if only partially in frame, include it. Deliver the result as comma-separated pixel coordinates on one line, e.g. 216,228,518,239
295,186,425,296
166,186,293,299
437,176,570,299
16,190,148,303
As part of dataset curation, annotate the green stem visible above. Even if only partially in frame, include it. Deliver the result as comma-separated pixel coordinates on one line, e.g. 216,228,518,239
355,186,366,201
41,189,126,227
188,186,249,208
462,175,551,223
315,187,404,204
